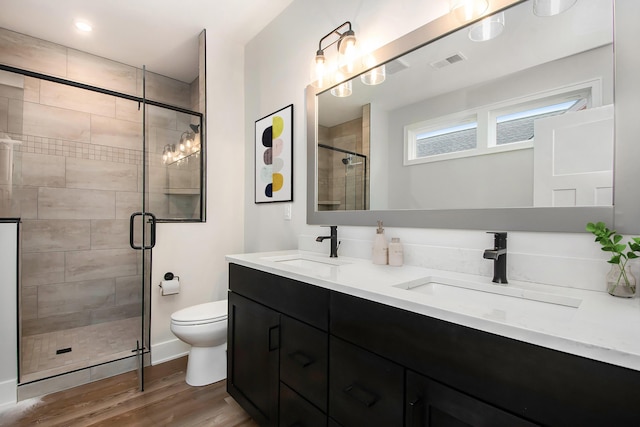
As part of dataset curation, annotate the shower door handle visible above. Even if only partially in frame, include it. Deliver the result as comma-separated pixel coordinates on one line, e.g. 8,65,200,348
129,212,157,250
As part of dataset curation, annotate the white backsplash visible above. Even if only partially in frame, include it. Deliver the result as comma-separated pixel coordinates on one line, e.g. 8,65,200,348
300,227,640,293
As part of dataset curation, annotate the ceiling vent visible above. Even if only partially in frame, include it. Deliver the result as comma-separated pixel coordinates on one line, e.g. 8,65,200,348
430,52,467,69
385,58,410,75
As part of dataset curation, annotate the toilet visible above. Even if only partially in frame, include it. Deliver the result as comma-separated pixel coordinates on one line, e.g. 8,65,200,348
170,299,228,386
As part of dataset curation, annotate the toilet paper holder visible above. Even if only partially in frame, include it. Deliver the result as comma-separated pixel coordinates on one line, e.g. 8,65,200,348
160,272,181,295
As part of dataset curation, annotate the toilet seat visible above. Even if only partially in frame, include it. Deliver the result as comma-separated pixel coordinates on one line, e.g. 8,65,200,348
171,300,228,326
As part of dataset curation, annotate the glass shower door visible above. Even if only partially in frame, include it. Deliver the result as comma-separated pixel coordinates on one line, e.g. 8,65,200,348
0,67,151,386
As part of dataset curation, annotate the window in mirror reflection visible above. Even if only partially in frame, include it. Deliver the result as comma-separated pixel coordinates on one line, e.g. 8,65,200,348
405,81,597,166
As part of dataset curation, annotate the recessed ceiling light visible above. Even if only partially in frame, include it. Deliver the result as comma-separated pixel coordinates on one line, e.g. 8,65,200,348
74,20,93,33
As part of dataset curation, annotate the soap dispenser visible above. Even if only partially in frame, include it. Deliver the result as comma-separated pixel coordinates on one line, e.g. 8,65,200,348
372,221,388,265
388,237,404,267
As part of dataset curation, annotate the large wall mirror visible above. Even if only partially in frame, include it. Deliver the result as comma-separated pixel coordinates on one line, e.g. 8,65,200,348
307,0,640,233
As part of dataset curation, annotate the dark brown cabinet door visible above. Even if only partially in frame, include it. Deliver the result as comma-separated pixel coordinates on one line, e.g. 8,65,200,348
329,336,404,427
280,315,328,411
406,370,539,427
279,382,327,427
227,292,280,427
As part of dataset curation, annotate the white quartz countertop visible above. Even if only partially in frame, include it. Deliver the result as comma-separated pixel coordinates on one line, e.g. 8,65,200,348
226,250,640,372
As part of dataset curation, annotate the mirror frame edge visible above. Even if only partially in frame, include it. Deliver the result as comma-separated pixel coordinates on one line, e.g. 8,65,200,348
307,0,633,233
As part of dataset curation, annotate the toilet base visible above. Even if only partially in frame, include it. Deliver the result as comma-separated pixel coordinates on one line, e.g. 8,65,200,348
185,344,227,386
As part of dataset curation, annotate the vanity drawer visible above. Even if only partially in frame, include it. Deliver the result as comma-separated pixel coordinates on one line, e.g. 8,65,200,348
279,382,327,427
280,314,328,411
229,263,329,330
329,336,403,427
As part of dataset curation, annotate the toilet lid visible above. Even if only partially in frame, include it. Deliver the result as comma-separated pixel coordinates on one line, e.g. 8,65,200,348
171,300,228,324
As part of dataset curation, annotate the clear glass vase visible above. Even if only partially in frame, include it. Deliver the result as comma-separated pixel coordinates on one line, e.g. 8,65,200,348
606,263,636,298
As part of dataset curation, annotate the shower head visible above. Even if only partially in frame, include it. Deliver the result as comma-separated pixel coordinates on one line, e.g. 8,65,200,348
342,157,349,165
189,124,200,134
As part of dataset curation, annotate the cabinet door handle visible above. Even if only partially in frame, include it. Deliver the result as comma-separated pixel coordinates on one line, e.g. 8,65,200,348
288,350,313,368
343,383,378,407
268,325,280,351
409,397,424,427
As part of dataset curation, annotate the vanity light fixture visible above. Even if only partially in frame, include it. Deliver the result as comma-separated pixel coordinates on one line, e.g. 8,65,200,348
449,0,489,22
468,12,505,42
533,0,577,17
311,21,357,90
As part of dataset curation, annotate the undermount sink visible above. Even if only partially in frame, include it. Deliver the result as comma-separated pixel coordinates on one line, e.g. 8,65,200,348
394,276,582,308
261,253,351,269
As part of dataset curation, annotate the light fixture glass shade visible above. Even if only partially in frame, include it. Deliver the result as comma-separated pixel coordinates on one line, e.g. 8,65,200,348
449,0,489,22
330,80,352,97
338,41,358,74
310,53,326,88
468,12,505,42
533,0,577,16
361,65,386,85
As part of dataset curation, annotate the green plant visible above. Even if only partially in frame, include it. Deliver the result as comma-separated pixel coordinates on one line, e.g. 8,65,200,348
586,221,640,293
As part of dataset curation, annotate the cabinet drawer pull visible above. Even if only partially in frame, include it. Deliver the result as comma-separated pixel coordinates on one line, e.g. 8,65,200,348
288,350,314,367
343,383,378,407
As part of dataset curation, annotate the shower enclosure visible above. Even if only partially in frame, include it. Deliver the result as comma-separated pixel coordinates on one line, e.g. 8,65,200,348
317,104,370,211
317,144,367,210
0,28,205,394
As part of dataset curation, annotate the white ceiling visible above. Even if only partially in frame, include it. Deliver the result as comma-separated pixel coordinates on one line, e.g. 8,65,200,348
0,0,295,82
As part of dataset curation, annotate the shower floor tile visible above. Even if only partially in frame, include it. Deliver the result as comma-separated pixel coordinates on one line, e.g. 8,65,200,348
20,316,142,384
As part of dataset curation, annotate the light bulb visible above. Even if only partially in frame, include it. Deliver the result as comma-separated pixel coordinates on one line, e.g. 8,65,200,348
311,52,326,88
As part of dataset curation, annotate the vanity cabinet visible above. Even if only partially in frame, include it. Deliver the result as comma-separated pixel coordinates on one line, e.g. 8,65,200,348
229,264,640,427
228,264,329,427
331,291,640,426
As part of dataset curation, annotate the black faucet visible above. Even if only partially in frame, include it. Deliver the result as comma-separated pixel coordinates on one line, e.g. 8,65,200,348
483,232,508,284
316,226,339,258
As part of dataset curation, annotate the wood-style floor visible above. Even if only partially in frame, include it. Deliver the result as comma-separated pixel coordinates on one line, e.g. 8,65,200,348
0,357,259,427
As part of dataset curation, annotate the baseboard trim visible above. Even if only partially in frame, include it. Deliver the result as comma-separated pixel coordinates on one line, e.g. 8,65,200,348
0,378,17,410
151,338,190,365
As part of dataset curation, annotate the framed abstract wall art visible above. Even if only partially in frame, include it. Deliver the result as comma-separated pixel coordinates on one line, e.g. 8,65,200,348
255,104,293,203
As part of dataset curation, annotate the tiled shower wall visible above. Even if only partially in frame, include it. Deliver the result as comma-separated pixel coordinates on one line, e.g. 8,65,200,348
0,27,198,336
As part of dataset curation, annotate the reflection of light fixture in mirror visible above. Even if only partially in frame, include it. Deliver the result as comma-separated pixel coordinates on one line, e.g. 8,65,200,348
468,12,505,42
361,65,386,85
449,0,489,22
330,80,352,98
162,144,176,164
533,0,577,16
163,124,201,165
311,21,357,88
361,54,386,85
